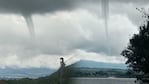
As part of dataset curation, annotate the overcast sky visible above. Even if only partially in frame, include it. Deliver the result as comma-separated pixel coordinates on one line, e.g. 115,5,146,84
0,0,148,69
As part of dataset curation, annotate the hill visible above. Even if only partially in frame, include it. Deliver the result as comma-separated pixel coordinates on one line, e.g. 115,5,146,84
0,65,73,84
0,68,55,79
70,60,134,78
0,60,135,84
73,60,127,69
71,67,135,78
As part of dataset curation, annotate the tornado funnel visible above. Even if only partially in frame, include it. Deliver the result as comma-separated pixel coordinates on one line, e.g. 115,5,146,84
101,0,109,38
24,15,35,38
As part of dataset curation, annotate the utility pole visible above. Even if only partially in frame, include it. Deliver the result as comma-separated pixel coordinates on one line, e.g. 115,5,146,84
59,57,65,84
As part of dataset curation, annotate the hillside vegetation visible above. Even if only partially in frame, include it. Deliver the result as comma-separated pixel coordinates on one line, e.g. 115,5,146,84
0,66,72,84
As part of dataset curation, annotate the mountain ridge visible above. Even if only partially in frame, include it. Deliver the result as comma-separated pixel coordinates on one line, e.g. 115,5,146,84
73,60,127,69
0,68,55,79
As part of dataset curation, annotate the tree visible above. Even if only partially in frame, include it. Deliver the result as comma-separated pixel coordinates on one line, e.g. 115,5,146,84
121,10,149,83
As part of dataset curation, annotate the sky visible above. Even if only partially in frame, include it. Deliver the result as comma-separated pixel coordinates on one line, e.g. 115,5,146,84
0,0,148,69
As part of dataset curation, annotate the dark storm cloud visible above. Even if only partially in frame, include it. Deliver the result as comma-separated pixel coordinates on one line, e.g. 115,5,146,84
0,0,148,14
0,0,75,14
0,0,147,68
0,0,145,55
0,0,100,15
0,0,100,37
0,0,147,54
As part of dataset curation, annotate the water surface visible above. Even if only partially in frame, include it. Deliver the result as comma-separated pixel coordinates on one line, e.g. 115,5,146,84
71,78,136,84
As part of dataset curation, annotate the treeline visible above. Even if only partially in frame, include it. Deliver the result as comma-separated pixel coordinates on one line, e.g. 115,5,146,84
71,68,135,78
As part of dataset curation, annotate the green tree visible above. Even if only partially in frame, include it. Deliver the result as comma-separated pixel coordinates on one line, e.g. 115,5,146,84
121,13,149,83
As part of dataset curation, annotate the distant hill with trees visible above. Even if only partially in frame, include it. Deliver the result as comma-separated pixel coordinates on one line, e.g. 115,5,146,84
0,65,72,84
70,60,135,78
0,60,135,84
73,60,127,69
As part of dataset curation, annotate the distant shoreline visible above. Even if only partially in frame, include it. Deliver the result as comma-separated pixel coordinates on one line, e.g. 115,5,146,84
71,77,136,80
70,77,136,84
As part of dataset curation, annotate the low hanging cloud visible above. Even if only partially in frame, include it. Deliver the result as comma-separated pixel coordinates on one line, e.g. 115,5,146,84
0,49,125,69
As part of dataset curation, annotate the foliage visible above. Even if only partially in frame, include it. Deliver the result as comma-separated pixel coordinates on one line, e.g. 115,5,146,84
121,13,149,83
71,68,135,78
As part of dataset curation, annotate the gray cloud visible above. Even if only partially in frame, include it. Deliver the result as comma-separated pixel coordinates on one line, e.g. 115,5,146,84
0,0,147,37
0,0,148,15
0,0,74,14
0,0,76,37
0,0,148,68
0,0,144,56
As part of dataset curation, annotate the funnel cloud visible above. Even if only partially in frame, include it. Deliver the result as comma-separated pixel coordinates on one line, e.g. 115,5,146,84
101,0,109,38
0,0,74,37
24,15,35,38
0,0,146,37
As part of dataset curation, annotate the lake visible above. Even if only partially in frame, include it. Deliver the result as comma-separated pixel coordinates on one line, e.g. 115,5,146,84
71,78,136,84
